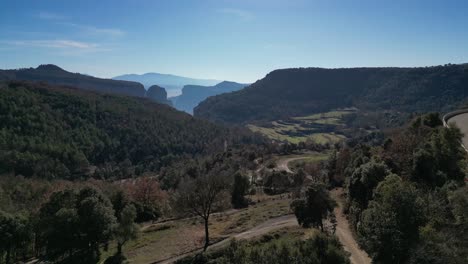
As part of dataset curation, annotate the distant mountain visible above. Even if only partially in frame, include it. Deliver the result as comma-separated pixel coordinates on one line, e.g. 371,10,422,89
0,64,145,97
170,81,248,113
195,64,468,123
146,85,172,106
113,72,221,97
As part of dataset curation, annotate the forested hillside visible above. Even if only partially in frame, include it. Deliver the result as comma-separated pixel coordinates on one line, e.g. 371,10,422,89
0,81,261,180
326,113,468,263
195,64,468,123
0,64,146,97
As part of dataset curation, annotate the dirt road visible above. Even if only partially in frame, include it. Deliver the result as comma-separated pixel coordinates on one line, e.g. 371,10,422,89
155,215,297,264
331,188,371,264
155,189,371,264
156,155,370,264
277,155,370,264
276,156,308,173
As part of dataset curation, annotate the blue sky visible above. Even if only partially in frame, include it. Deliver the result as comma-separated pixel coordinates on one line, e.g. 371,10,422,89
1,0,468,83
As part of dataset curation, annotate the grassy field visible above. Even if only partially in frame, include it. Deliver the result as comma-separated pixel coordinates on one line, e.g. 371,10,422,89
247,109,355,144
287,152,330,168
102,194,292,263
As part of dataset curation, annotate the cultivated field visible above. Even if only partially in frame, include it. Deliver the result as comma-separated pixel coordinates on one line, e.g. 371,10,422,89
247,109,356,144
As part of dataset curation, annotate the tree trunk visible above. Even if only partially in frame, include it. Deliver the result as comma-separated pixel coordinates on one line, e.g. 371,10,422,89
6,247,11,264
203,217,209,251
117,242,123,256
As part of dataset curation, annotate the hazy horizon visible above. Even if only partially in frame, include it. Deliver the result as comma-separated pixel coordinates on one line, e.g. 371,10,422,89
2,0,468,83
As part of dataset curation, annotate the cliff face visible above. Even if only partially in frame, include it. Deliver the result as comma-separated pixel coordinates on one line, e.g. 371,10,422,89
171,81,247,113
0,64,146,97
146,85,172,106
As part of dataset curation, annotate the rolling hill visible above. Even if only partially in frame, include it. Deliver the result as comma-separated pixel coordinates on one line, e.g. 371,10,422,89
0,64,146,98
0,81,259,180
195,64,468,124
170,81,248,113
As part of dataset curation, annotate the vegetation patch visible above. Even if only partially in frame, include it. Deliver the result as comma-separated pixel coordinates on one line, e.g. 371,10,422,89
247,109,356,144
176,227,350,264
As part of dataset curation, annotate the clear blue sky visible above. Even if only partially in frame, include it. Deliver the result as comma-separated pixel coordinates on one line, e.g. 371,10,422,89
1,0,468,83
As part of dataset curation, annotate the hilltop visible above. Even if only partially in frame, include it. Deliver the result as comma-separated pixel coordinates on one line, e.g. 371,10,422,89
195,64,468,124
0,64,146,98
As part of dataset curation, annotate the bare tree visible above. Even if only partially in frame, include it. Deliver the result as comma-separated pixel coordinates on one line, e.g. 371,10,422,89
175,173,229,251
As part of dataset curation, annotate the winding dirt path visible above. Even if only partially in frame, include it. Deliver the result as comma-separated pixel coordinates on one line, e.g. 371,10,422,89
156,156,370,264
331,188,371,264
277,154,371,263
276,156,308,173
155,189,370,264
155,215,297,264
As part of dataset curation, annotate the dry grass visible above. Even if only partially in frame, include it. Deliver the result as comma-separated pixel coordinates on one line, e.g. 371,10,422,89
107,194,292,263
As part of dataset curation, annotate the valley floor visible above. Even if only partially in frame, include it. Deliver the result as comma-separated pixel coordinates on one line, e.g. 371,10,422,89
102,193,292,263
117,153,371,264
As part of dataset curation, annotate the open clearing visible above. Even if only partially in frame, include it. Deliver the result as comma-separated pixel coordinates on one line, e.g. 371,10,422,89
103,194,292,263
103,152,369,264
247,109,355,144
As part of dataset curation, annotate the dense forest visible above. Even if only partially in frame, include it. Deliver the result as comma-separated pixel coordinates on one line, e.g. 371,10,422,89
195,64,468,123
0,81,263,180
326,113,467,263
0,65,146,98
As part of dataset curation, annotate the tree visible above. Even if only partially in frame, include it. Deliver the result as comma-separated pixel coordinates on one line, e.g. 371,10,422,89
0,211,31,264
293,168,306,187
114,204,138,257
37,187,116,263
174,173,229,251
422,113,442,128
411,148,439,186
348,160,389,208
429,127,466,183
291,183,336,230
126,177,167,222
449,187,468,227
358,175,424,263
231,173,250,209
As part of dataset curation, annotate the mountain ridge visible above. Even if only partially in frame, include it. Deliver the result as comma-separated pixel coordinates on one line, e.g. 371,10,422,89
0,64,146,98
195,64,468,123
